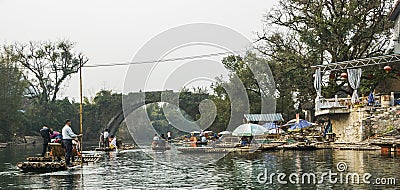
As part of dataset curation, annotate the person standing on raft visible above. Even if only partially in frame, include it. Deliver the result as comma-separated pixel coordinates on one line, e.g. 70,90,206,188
62,120,82,166
40,125,53,157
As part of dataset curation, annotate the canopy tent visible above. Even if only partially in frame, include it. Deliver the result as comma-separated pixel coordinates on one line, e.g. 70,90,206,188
244,113,283,123
232,123,268,137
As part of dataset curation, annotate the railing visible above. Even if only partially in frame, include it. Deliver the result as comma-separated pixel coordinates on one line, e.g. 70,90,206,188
317,96,351,110
316,95,385,112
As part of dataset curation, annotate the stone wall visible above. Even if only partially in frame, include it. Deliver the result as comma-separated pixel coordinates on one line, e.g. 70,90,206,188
327,105,400,143
366,106,400,136
329,109,368,142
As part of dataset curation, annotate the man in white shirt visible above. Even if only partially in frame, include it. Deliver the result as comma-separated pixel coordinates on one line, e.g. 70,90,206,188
62,119,82,166
167,131,172,143
201,136,207,143
103,129,109,147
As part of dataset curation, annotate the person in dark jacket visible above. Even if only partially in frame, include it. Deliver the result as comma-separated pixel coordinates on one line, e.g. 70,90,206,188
40,125,53,157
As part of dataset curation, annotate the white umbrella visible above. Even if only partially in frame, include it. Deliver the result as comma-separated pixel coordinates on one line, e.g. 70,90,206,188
232,123,268,137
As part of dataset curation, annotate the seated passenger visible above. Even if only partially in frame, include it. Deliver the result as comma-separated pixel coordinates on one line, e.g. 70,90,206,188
189,135,197,142
201,136,207,143
109,135,117,149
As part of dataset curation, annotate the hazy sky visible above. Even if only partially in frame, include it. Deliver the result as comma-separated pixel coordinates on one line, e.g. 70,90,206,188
0,0,278,100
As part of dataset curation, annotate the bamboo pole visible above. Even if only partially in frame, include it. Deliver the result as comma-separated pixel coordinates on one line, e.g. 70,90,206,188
79,61,83,167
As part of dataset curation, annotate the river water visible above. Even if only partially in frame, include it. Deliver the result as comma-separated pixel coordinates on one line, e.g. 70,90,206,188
0,143,398,189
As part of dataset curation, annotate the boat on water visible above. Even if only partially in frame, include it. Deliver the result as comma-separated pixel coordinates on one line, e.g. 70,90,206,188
151,145,171,151
151,140,171,151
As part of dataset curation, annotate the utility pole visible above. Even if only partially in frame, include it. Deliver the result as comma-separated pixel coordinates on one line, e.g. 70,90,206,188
79,61,83,167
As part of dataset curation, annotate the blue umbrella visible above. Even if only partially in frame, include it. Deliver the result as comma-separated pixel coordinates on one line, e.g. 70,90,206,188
287,119,316,132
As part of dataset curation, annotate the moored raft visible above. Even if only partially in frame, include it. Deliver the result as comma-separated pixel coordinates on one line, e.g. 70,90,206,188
177,146,272,153
278,142,317,150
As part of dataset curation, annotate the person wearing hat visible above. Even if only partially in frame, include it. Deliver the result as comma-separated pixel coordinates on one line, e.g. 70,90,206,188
62,119,82,166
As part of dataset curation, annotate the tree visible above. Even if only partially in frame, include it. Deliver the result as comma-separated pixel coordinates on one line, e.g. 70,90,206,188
0,52,27,141
255,0,394,112
82,90,122,139
3,40,88,103
210,52,277,130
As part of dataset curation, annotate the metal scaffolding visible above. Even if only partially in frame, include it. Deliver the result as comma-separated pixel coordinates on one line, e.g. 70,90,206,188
311,54,400,72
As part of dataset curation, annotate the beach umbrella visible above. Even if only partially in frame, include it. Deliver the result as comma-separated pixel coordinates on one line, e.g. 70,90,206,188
218,131,232,135
287,119,316,132
232,123,268,137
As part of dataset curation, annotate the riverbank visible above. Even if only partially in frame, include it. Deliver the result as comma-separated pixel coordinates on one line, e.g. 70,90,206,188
0,136,42,148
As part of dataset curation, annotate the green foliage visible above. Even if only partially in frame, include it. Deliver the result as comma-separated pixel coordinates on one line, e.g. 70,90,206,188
82,90,122,139
24,98,79,133
210,52,278,130
0,56,26,141
23,90,122,140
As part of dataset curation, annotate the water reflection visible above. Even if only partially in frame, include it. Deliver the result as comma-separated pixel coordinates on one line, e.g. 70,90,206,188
0,145,398,189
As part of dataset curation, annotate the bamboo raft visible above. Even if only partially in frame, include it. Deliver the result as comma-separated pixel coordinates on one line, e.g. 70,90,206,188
17,155,101,173
17,161,68,172
95,147,116,151
278,143,317,150
95,144,135,151
177,147,235,153
176,145,280,153
75,155,102,163
27,157,53,162
152,146,171,151
0,143,8,148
